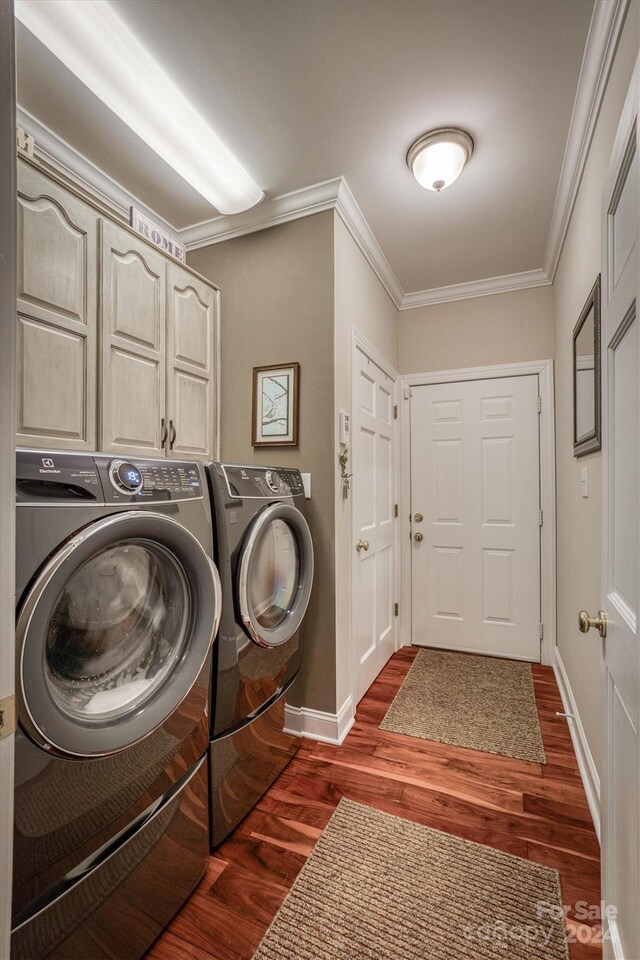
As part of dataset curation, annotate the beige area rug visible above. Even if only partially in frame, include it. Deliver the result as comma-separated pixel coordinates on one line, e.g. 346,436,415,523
253,799,568,960
380,648,546,763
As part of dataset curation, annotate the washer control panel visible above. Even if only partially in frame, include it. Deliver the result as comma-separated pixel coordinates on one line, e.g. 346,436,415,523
222,464,305,499
16,452,204,503
108,459,144,496
99,458,203,502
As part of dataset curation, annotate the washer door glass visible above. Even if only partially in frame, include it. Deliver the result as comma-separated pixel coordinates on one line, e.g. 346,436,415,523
46,541,189,721
18,511,221,757
238,503,314,647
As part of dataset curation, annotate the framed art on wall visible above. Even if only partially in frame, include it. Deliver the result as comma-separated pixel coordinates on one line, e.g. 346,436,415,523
252,362,300,446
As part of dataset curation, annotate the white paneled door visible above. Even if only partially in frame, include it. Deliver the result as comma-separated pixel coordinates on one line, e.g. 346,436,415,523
410,375,541,660
601,69,639,960
352,344,398,703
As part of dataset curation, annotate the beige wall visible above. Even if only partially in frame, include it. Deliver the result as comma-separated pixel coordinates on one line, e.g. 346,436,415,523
188,212,337,713
398,285,554,374
553,4,638,781
333,216,399,709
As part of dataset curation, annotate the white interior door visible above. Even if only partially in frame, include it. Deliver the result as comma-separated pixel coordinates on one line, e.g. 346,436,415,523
352,344,398,702
410,375,541,661
601,65,640,960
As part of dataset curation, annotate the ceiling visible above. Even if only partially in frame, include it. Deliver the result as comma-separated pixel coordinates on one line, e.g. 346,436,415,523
16,0,594,295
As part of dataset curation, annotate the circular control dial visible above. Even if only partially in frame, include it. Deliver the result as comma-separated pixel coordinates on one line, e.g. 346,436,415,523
265,470,281,494
109,460,144,496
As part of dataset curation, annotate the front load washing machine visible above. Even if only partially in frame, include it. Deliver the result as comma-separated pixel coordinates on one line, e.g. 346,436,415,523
12,450,221,960
205,463,314,846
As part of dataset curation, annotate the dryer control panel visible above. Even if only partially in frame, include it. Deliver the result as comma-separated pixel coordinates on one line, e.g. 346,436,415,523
221,464,305,499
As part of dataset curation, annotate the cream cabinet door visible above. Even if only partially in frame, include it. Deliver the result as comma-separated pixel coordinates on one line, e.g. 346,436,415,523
16,163,98,450
100,220,166,456
166,262,216,459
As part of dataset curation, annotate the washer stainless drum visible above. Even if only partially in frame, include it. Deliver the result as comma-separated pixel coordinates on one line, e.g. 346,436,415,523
11,450,221,960
205,463,314,846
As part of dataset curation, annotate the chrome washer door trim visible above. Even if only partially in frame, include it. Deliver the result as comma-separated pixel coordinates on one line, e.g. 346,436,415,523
237,503,314,647
18,511,221,758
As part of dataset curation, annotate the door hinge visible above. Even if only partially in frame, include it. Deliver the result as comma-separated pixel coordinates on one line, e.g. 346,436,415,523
394,602,399,617
394,503,398,518
539,508,543,527
393,404,398,419
403,385,411,400
0,695,16,740
539,622,544,641
537,395,542,414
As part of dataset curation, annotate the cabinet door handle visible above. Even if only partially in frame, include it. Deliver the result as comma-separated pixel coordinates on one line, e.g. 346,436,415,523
169,419,177,451
160,417,168,449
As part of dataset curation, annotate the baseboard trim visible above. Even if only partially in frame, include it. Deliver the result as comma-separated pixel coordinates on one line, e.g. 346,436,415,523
284,695,355,746
553,647,601,841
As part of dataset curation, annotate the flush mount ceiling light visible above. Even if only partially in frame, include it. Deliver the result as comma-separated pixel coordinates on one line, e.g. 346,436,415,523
14,0,264,215
407,128,474,193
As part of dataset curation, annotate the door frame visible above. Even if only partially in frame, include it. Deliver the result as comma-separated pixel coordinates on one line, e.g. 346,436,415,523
0,1,16,954
350,327,401,707
400,359,556,665
600,54,639,960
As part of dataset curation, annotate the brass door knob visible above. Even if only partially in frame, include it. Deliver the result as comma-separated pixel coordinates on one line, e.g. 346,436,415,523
578,609,607,639
355,539,370,552
414,513,424,522
414,532,424,542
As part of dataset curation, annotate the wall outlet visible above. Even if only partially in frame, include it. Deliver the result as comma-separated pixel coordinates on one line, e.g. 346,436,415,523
581,467,588,498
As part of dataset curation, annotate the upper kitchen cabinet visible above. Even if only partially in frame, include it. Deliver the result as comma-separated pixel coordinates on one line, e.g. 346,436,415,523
15,160,219,461
16,163,98,450
166,263,216,459
100,220,167,457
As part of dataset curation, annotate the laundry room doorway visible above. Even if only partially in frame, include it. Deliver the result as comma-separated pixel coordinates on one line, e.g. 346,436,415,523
351,332,400,704
401,361,556,666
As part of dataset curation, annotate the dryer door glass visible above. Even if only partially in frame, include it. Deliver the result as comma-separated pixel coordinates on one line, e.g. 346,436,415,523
247,519,299,630
238,503,314,647
45,541,189,721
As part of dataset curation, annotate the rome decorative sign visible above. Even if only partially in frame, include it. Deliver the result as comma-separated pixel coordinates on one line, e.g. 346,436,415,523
130,207,185,262
16,126,35,159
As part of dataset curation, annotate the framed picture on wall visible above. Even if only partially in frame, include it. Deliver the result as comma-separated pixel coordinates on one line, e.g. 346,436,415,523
252,362,300,446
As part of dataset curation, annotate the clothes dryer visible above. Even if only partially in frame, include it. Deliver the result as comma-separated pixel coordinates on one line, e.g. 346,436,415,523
12,450,221,960
205,463,313,846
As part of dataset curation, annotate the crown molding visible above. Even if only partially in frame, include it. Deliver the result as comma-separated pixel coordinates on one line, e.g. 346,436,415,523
180,175,404,308
180,177,344,249
399,268,551,310
543,0,630,281
17,106,178,234
335,180,404,307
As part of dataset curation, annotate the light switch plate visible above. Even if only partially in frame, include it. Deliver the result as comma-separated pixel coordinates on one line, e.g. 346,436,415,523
581,467,588,498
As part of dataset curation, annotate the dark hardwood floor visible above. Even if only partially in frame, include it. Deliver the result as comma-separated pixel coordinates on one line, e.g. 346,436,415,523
148,647,601,960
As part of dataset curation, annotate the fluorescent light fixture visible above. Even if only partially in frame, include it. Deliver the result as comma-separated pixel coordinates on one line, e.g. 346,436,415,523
407,128,474,193
15,0,264,215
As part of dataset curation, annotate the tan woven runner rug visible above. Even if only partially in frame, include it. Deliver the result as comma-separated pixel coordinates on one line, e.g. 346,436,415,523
380,648,546,763
253,799,567,960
